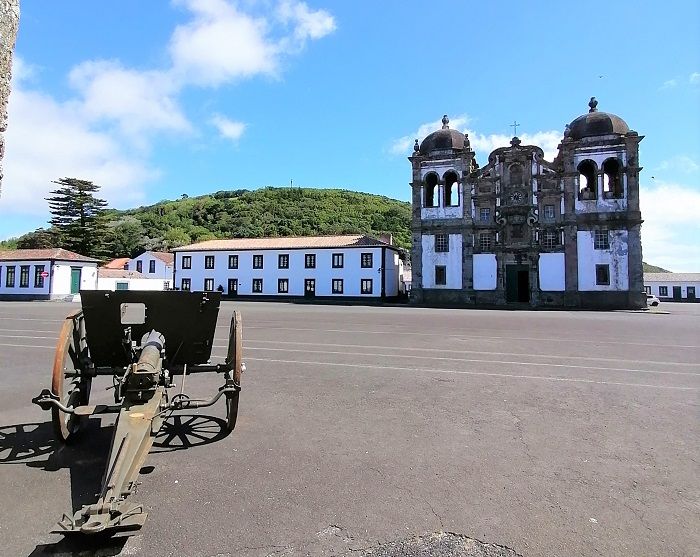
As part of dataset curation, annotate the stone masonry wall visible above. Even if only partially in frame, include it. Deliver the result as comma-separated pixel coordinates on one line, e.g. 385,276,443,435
0,0,20,197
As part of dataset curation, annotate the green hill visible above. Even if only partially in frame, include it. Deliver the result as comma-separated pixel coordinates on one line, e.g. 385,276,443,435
642,262,670,273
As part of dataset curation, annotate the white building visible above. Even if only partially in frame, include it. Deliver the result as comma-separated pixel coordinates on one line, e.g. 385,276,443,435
0,248,98,300
173,234,403,300
126,251,174,282
97,268,170,291
644,273,699,302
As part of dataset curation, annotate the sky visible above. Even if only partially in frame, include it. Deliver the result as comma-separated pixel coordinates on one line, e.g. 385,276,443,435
0,0,699,271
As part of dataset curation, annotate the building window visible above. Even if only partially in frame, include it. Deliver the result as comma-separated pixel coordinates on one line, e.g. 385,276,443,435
444,171,459,207
19,265,30,288
278,254,289,269
332,253,344,268
687,286,696,299
182,256,192,269
305,254,316,268
204,278,214,291
479,207,491,222
424,173,438,208
542,230,558,249
578,159,597,200
594,230,610,250
252,278,263,293
435,233,449,253
602,158,623,198
6,266,15,287
544,204,555,220
644,286,651,294
116,282,129,291
479,233,492,251
332,279,344,294
164,281,170,289
205,255,215,269
34,265,45,288
253,254,264,269
595,264,610,286
659,286,668,297
435,265,447,286
278,278,288,293
361,252,373,268
181,278,191,291
228,254,238,269
136,260,143,273
361,279,373,294
149,260,156,273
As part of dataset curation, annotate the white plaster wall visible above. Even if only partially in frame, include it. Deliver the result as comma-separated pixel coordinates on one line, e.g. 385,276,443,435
644,280,700,299
383,251,399,297
538,253,566,291
473,254,497,290
97,277,169,291
421,234,462,289
0,259,51,296
128,252,173,279
577,230,629,291
175,247,397,297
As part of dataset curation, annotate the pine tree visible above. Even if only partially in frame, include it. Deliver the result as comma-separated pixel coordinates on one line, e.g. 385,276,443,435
46,178,108,258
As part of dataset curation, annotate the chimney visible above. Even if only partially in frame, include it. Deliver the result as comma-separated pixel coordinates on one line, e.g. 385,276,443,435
378,233,393,245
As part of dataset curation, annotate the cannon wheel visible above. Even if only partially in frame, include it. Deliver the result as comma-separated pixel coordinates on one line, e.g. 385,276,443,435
51,310,92,443
225,311,242,432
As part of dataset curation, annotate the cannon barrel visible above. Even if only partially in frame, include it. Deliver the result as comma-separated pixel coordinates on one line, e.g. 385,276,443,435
136,330,165,374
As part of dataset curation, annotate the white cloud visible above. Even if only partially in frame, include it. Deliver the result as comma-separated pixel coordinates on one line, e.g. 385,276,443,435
640,181,700,272
690,72,700,85
390,115,562,161
0,70,159,217
656,155,700,174
660,78,677,90
210,113,246,142
276,0,336,43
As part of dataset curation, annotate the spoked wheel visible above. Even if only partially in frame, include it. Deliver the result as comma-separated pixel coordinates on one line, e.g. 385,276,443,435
51,311,92,443
225,310,242,432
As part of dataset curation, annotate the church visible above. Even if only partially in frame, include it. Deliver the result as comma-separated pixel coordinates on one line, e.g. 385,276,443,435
409,98,645,309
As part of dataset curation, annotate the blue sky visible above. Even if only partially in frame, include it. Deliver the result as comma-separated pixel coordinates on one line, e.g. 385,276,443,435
1,0,699,271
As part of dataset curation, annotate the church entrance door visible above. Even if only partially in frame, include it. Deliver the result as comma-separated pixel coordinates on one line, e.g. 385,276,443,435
506,265,530,303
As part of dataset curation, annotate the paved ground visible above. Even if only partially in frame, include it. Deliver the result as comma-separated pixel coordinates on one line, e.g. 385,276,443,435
0,300,698,557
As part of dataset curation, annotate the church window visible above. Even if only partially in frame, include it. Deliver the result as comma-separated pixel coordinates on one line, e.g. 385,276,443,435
595,264,610,286
594,230,610,250
434,233,449,252
659,286,668,297
479,207,491,222
435,265,447,285
602,158,623,198
509,164,523,186
542,230,558,249
544,204,555,220
479,233,492,251
424,173,438,207
577,160,597,200
444,171,459,206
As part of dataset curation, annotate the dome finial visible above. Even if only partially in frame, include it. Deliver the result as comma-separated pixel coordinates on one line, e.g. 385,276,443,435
589,97,598,113
413,139,420,153
441,115,449,129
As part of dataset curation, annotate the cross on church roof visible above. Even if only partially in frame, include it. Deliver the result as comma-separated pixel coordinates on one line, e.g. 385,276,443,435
510,120,520,137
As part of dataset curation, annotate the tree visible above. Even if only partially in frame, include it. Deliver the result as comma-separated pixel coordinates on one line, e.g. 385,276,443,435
46,178,108,258
105,217,145,258
16,228,59,249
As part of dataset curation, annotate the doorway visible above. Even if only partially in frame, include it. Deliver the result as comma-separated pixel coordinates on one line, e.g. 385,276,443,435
687,286,696,301
228,278,238,296
506,265,530,303
673,286,682,300
70,268,81,294
304,279,316,298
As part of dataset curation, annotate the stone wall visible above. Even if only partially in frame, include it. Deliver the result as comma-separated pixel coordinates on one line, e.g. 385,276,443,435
0,0,20,197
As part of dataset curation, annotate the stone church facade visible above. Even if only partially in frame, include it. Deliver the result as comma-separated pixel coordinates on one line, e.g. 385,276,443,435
409,98,645,309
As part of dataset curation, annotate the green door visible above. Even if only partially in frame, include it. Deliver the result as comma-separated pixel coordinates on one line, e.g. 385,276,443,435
70,268,81,294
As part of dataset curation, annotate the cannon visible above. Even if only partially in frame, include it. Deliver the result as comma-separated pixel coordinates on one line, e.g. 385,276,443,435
32,290,243,536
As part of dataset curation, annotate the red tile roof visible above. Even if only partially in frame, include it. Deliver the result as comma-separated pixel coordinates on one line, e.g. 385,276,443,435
97,268,146,279
150,251,174,265
0,248,100,263
103,257,130,269
172,234,396,252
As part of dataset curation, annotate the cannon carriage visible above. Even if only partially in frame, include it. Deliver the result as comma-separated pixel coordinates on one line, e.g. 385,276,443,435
32,290,243,536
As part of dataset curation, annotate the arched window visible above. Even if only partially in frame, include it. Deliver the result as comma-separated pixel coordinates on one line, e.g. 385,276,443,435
509,164,523,186
602,158,623,198
443,171,459,207
577,160,597,200
424,173,438,207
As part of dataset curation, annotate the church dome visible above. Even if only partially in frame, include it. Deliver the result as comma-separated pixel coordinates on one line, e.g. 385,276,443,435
418,115,466,155
567,97,629,140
